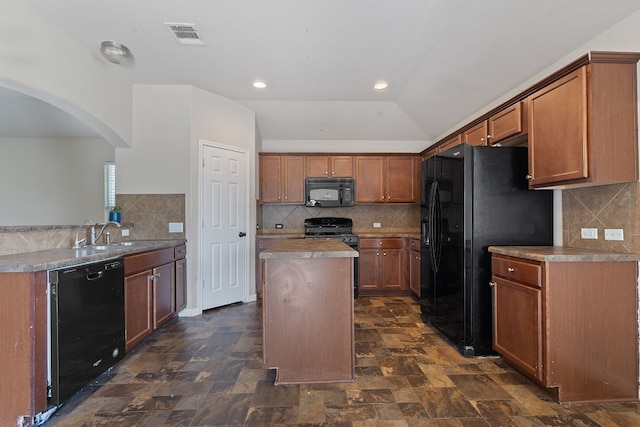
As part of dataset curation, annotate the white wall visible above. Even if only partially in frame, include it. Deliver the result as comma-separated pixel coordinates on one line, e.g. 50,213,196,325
118,84,257,313
0,137,114,225
0,1,133,148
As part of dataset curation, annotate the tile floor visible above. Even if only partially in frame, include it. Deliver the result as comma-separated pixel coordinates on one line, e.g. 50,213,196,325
45,296,640,426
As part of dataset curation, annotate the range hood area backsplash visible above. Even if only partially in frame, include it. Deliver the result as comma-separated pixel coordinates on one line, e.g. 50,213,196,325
260,204,420,235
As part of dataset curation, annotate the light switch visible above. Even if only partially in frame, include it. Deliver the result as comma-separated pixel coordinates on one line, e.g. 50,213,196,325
580,228,597,239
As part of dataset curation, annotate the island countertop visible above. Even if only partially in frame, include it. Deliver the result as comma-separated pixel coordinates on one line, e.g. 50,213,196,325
488,245,640,262
259,238,358,259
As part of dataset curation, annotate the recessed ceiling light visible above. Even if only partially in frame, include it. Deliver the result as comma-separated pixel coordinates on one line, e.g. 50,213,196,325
253,81,267,89
374,81,389,91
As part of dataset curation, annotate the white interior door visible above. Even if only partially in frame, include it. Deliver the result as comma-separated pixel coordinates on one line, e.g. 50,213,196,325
201,144,247,310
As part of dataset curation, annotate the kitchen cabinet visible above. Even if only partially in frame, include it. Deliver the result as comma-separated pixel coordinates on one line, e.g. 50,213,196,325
463,121,488,146
490,251,638,403
259,155,305,203
487,101,526,145
124,247,176,351
527,54,640,188
407,238,420,297
306,155,353,177
0,271,48,427
359,238,407,294
438,134,462,152
355,155,418,203
175,244,187,311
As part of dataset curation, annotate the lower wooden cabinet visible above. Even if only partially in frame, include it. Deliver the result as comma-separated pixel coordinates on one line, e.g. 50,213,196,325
359,238,407,294
124,246,183,351
491,252,638,403
407,238,421,297
175,244,187,312
124,270,154,351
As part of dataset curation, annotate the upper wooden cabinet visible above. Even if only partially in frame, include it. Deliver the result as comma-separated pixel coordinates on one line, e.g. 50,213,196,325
528,56,640,188
463,121,488,146
259,155,305,204
488,101,526,145
438,134,462,153
355,155,418,203
306,155,353,178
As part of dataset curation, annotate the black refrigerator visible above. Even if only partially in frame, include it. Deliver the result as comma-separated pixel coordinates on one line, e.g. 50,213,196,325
420,143,553,357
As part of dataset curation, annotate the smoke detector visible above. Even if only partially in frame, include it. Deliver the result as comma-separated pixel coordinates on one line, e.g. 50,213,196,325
164,23,204,45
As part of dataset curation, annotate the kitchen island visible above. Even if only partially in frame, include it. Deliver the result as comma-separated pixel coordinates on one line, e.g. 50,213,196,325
260,238,358,384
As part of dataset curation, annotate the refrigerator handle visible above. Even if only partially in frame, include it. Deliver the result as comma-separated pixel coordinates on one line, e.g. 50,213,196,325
433,183,442,271
421,218,429,246
428,182,440,273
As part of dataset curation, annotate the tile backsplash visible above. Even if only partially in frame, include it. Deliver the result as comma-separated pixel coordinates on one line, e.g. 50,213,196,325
260,204,420,235
562,182,639,253
116,194,186,240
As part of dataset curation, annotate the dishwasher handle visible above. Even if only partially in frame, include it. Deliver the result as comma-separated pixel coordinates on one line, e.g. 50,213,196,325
87,271,104,281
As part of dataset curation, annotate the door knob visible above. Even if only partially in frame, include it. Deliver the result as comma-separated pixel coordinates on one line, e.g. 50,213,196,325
239,232,246,237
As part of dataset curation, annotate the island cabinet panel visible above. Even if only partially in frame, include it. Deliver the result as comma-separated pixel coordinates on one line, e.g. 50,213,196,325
0,271,48,427
528,57,640,188
491,253,639,403
262,256,355,384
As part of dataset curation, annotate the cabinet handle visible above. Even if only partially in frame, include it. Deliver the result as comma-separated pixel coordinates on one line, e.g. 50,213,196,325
376,252,380,256
156,273,161,277
525,175,532,180
489,281,496,287
383,252,387,256
487,134,492,139
148,274,155,281
507,267,515,272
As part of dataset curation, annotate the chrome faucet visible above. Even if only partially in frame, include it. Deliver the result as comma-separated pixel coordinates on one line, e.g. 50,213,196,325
73,219,94,249
91,221,121,245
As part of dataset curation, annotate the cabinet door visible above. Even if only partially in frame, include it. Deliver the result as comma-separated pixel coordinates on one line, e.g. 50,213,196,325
409,249,420,296
381,249,404,290
528,68,588,187
358,249,381,290
260,155,282,203
464,121,488,146
175,257,187,311
125,270,153,351
438,134,461,153
282,156,305,203
488,102,523,144
306,156,329,177
330,156,354,177
386,156,417,203
355,156,385,203
153,262,175,329
492,276,542,381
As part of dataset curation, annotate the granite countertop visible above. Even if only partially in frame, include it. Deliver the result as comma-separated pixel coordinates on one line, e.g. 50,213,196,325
488,246,640,262
260,238,359,259
257,230,421,239
0,239,186,273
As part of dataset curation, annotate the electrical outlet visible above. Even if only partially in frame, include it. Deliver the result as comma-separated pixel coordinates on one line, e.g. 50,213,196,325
275,223,284,229
121,228,129,237
373,222,381,228
604,229,624,241
169,222,183,233
580,228,598,239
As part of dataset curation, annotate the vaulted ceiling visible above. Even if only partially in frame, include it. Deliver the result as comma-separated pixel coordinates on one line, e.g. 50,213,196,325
4,1,640,145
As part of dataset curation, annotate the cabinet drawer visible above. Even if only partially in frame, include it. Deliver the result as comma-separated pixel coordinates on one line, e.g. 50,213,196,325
125,248,174,276
360,238,404,249
174,244,186,259
492,255,542,287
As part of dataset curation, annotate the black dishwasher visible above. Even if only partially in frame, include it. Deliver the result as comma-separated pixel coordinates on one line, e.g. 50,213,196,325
48,258,125,406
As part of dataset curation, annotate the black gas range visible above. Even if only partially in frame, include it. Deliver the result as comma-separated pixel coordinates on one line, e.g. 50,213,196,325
304,217,359,297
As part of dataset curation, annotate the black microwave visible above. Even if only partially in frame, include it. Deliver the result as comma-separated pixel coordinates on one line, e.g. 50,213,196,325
305,177,355,207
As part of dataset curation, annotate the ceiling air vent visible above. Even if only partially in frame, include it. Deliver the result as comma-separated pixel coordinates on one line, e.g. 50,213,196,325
165,23,204,45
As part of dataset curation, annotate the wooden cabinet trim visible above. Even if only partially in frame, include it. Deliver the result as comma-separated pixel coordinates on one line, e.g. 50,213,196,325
125,247,174,276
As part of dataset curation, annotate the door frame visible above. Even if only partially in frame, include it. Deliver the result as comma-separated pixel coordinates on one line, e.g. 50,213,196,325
197,140,252,313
